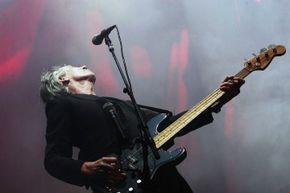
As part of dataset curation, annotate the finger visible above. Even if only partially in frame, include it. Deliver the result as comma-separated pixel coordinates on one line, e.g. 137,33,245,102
101,157,118,164
119,172,127,177
230,80,244,89
220,82,234,91
233,77,245,83
110,162,117,167
236,79,245,86
222,78,244,88
220,86,228,91
102,157,120,169
220,86,231,92
97,161,116,171
223,76,234,82
221,81,234,87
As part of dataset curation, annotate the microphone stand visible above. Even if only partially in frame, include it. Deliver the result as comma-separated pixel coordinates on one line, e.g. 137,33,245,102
104,36,160,183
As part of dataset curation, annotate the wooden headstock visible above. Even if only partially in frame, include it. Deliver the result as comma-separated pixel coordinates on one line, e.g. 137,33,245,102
244,44,286,72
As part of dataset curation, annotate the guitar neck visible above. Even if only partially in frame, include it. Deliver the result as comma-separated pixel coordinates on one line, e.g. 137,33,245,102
154,67,251,149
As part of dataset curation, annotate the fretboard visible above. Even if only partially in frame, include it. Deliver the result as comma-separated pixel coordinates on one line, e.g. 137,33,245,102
154,67,251,149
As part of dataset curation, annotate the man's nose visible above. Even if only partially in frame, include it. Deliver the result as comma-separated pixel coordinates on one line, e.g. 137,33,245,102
81,65,87,69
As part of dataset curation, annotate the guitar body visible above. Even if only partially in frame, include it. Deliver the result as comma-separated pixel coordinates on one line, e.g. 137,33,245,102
101,113,187,193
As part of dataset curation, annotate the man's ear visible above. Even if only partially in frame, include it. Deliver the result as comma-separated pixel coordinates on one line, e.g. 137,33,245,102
59,76,70,86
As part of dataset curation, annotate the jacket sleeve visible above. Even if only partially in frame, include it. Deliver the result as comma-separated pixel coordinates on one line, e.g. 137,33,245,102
44,97,86,186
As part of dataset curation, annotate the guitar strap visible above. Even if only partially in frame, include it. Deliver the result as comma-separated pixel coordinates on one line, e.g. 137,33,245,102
137,104,173,116
103,97,173,143
103,96,173,116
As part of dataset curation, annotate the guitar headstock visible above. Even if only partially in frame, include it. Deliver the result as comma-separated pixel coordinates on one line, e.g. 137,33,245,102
244,44,286,72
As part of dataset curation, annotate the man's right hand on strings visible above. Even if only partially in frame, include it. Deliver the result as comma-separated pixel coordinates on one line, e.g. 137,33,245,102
81,157,127,184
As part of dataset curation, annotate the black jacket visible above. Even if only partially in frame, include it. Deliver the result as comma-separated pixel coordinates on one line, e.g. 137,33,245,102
44,94,214,192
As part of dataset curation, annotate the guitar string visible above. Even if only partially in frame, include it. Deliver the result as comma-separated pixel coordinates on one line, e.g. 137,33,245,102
155,88,224,147
155,48,277,145
155,67,251,147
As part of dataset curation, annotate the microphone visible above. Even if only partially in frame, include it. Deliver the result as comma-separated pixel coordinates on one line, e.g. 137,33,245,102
92,25,116,45
102,102,127,140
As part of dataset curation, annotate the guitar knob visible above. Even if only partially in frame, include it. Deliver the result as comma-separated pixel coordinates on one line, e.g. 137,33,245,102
128,187,134,192
260,48,267,53
136,179,142,185
268,44,276,49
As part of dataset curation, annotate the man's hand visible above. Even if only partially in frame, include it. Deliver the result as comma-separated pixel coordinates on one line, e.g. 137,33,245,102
211,76,245,112
219,76,245,105
81,157,127,184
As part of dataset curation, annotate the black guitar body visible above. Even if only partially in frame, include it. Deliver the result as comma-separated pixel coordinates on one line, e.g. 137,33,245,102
101,113,187,193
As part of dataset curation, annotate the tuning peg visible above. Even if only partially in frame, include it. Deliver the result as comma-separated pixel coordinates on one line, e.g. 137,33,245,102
267,44,278,54
260,48,267,53
265,52,269,59
244,61,250,67
268,44,276,49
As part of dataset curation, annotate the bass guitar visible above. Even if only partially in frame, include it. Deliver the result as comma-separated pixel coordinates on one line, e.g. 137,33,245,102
101,44,286,193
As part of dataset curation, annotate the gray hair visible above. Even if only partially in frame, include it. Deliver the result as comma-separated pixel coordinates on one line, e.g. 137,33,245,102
40,65,70,103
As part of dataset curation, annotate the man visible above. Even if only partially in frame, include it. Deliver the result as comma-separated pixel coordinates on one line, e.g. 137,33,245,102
40,65,244,193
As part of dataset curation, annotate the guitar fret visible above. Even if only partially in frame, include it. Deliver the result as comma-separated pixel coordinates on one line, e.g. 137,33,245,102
236,68,250,79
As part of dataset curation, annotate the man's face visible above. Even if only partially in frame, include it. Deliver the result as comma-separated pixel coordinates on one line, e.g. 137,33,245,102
62,65,96,83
